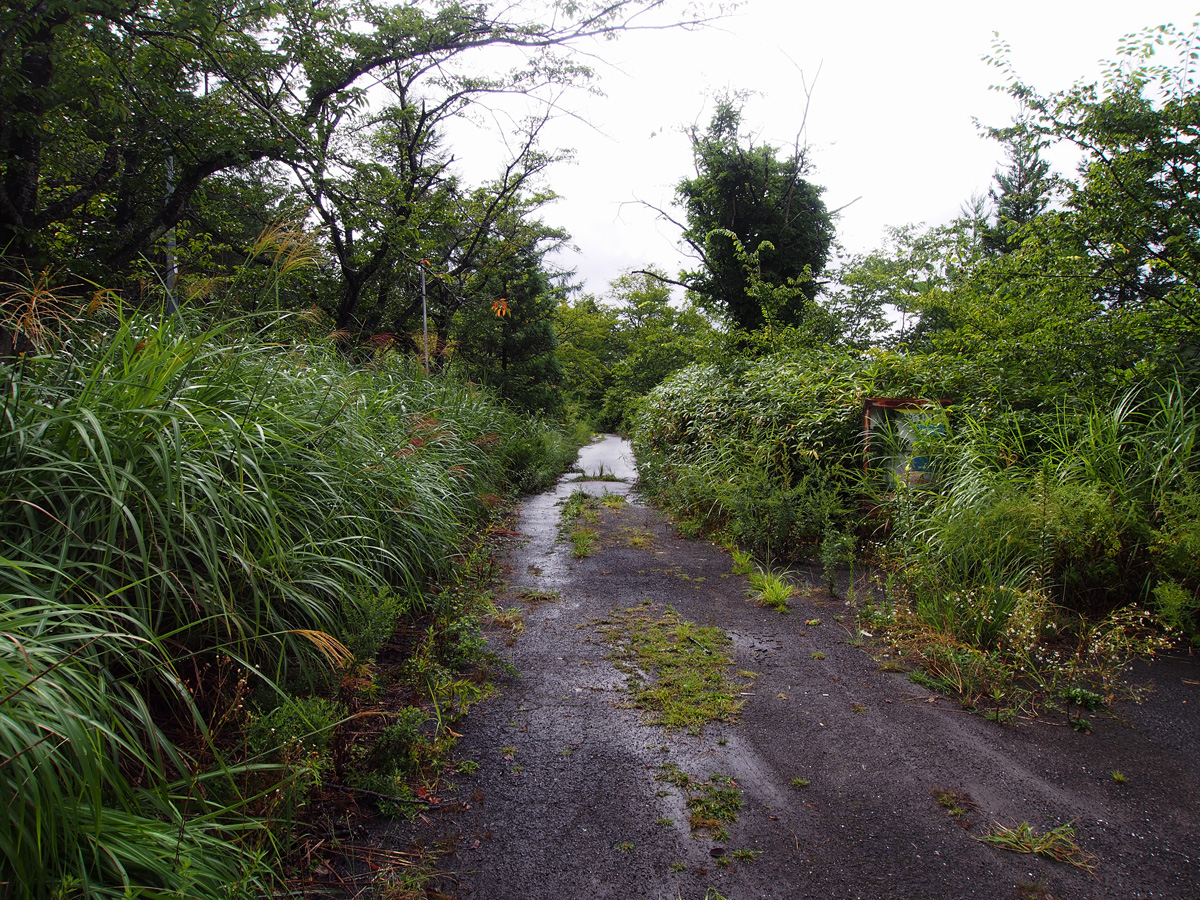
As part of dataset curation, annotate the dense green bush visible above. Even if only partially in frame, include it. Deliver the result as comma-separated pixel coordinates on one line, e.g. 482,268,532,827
635,347,1200,653
897,382,1199,620
632,355,857,556
632,348,932,557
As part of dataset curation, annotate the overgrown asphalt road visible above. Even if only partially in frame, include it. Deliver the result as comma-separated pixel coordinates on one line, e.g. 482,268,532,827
398,436,1198,900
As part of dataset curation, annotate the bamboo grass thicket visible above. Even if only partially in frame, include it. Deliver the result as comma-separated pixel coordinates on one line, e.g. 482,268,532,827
0,606,264,898
898,380,1200,617
0,308,577,898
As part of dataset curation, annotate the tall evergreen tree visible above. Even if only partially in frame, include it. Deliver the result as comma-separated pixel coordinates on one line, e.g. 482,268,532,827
451,204,567,415
982,121,1053,253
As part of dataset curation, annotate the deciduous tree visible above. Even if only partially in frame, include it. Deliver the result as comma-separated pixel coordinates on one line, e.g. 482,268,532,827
0,0,713,295
669,96,835,331
989,24,1200,337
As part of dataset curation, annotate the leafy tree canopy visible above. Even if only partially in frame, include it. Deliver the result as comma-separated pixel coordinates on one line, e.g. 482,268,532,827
826,22,1200,408
989,23,1200,339
671,96,836,332
0,0,710,292
556,269,718,429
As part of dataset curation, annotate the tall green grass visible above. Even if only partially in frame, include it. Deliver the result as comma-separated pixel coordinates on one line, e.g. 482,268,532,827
0,306,579,897
897,379,1200,620
0,602,268,898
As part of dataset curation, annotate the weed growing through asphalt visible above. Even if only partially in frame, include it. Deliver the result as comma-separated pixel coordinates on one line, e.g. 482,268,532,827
688,774,742,839
790,778,810,788
615,842,634,853
559,490,607,557
572,471,623,483
669,861,687,873
518,588,560,604
978,821,1097,870
656,817,674,827
621,526,656,549
596,603,754,732
1111,770,1126,783
729,546,755,576
657,762,690,788
731,849,761,862
746,563,795,613
490,606,525,637
559,490,593,530
570,527,599,557
656,764,743,840
810,651,826,660
931,787,978,826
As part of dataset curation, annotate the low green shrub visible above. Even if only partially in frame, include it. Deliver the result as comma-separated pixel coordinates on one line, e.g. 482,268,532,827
342,587,419,660
368,706,429,779
247,696,345,766
1152,581,1200,642
632,353,868,558
821,526,856,594
1151,487,1200,642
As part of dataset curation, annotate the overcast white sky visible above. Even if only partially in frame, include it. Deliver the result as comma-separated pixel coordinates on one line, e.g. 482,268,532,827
494,1,1193,300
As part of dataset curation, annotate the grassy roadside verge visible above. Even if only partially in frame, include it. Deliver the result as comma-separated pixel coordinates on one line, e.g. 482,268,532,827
0,307,583,898
631,358,1191,723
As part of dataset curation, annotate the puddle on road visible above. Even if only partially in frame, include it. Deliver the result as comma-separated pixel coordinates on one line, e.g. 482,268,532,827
574,433,637,480
508,435,639,591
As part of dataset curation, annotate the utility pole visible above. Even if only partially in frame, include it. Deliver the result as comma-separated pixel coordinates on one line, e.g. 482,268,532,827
164,153,178,315
421,262,429,375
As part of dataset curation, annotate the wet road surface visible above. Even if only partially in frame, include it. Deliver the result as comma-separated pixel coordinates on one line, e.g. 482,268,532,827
399,436,1198,900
